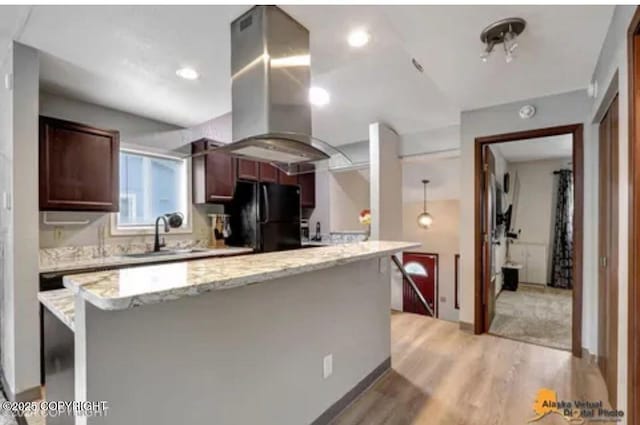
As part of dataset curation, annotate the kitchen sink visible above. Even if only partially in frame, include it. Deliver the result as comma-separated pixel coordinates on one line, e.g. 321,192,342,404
124,248,208,258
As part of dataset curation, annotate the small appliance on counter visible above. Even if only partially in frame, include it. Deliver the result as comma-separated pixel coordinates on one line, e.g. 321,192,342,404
226,181,301,252
209,214,231,248
301,219,310,240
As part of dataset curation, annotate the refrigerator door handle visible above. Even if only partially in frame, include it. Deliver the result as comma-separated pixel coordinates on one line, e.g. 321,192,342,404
261,184,270,224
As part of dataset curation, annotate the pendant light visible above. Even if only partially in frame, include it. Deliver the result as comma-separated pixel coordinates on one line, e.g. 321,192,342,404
417,179,433,229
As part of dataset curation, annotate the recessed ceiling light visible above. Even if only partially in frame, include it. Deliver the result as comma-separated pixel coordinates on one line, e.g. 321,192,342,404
347,29,370,48
309,87,330,107
176,67,199,80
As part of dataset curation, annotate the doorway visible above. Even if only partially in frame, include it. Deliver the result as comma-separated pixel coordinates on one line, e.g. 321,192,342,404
626,7,640,424
402,252,438,317
474,124,584,357
598,95,619,406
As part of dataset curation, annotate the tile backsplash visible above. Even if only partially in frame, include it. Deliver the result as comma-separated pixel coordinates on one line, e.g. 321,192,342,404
39,204,223,249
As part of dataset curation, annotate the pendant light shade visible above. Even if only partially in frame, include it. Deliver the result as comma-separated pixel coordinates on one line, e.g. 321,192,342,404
417,179,433,229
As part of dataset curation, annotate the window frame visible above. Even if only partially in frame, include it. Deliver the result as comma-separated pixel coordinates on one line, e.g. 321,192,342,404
110,148,192,236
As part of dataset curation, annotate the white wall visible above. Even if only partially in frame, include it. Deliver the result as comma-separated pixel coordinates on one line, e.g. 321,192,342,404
589,4,636,416
369,123,404,311
369,123,403,241
0,42,40,399
509,158,572,284
459,91,595,352
329,170,370,232
0,41,14,396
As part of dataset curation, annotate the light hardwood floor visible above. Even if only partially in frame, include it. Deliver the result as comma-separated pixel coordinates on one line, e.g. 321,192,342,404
332,312,612,425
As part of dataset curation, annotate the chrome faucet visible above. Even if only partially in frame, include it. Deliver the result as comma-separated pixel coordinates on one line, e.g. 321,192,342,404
154,216,170,252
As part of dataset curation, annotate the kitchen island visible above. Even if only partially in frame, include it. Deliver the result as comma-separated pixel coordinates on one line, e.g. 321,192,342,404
43,241,419,424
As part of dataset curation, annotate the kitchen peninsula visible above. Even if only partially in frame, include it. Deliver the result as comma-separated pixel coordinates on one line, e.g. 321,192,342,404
41,241,419,424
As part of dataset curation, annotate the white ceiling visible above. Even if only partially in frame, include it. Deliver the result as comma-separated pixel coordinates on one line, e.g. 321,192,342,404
403,155,461,202
493,134,573,162
0,5,614,146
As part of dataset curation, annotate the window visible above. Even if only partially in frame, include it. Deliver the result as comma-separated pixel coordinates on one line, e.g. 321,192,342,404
115,149,189,230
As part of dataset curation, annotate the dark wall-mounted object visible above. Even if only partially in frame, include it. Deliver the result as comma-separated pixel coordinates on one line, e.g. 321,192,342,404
192,138,236,204
503,172,510,194
299,172,316,208
39,116,120,212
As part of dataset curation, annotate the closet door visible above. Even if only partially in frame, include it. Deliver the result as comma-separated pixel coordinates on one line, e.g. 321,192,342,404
598,95,619,406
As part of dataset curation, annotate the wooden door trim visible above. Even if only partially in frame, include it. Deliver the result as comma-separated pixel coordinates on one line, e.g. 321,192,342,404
627,7,640,424
454,254,461,310
474,124,584,358
404,251,439,318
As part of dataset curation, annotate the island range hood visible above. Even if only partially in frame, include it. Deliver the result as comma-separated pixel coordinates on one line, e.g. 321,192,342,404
196,5,351,175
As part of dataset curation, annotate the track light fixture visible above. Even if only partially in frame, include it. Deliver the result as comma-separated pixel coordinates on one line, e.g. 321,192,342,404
479,17,526,64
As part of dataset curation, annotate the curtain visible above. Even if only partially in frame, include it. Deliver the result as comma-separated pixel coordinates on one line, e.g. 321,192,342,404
550,170,573,289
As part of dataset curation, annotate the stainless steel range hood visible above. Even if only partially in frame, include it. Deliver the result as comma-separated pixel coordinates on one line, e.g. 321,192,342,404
199,5,351,175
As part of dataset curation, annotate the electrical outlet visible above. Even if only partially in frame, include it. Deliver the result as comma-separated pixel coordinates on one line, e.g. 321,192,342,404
54,227,63,241
440,296,447,303
323,354,333,379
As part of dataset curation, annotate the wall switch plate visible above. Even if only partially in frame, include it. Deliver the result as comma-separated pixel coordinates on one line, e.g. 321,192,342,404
323,354,333,379
378,258,388,274
2,192,11,210
4,73,12,90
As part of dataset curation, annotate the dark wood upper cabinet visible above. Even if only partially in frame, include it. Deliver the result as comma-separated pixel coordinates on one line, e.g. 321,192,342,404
192,139,236,204
39,116,119,212
237,159,259,181
259,163,279,183
298,172,316,209
278,169,298,186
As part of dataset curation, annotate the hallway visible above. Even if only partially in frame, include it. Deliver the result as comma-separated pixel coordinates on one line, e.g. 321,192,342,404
332,312,611,425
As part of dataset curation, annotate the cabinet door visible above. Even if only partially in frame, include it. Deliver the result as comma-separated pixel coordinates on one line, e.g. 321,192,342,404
39,116,119,212
237,159,259,181
205,150,235,202
298,172,316,208
259,163,279,183
278,169,298,186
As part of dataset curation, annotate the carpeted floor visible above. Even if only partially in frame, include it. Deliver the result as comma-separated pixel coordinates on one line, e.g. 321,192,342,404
489,283,572,351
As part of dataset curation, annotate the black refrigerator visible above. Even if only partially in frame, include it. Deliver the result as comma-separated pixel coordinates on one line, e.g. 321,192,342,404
226,181,302,252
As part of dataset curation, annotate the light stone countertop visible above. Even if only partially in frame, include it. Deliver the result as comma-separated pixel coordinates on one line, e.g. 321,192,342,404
38,288,75,331
39,246,254,274
64,241,420,311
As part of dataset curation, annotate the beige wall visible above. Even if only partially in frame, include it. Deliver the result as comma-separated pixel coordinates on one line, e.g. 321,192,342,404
403,200,460,322
329,170,370,232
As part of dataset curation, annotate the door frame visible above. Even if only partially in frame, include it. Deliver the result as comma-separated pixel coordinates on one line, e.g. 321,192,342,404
473,124,584,358
403,251,439,318
627,7,640,424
